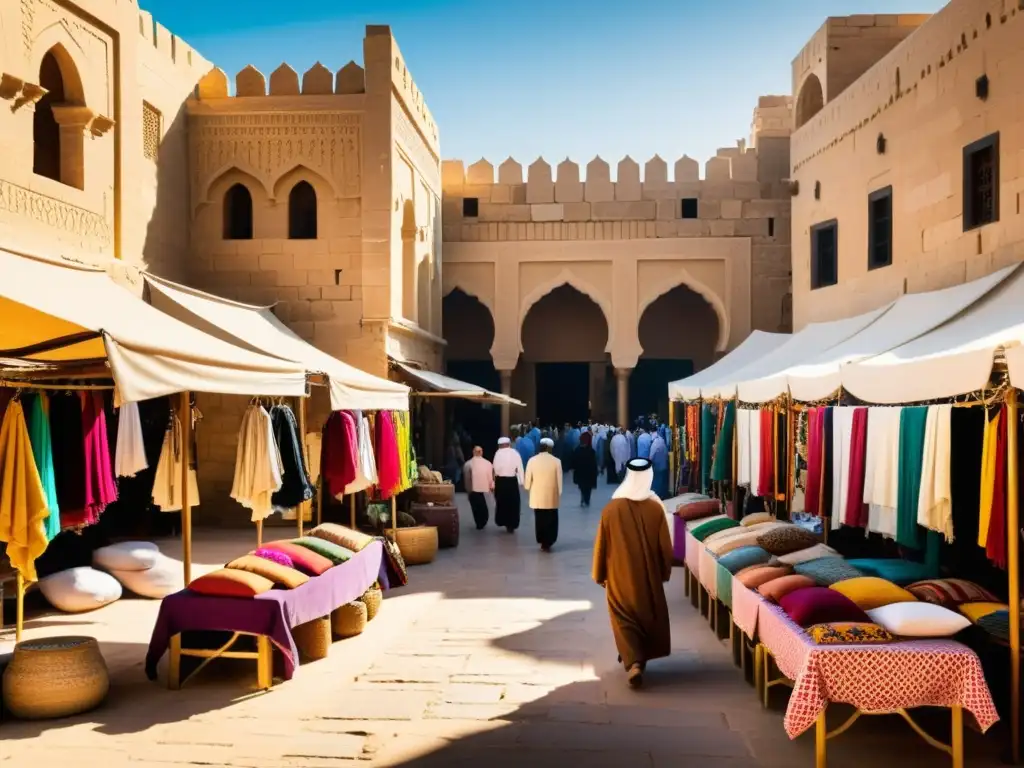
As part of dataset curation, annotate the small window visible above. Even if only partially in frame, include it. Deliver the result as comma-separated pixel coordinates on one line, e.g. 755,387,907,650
462,197,479,217
223,183,253,240
680,198,699,219
868,186,893,270
810,220,838,290
142,102,162,161
768,217,775,237
963,133,999,231
288,180,317,239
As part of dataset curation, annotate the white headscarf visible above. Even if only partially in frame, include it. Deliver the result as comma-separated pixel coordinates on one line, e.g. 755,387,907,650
612,459,665,509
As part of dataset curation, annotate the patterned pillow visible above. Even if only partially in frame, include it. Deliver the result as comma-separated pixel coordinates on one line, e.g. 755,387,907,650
793,557,864,587
780,587,871,627
829,577,918,611
691,517,740,542
308,523,375,552
847,559,937,586
718,546,774,575
907,579,1000,607
977,610,1012,641
226,554,309,589
252,547,295,569
676,498,721,521
188,568,274,597
292,536,355,565
758,574,816,602
777,543,840,566
757,526,818,557
958,602,1008,623
737,564,792,589
807,622,894,645
260,540,334,576
741,512,775,527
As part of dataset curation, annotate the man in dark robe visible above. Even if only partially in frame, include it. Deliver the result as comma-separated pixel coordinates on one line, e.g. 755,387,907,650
592,458,673,688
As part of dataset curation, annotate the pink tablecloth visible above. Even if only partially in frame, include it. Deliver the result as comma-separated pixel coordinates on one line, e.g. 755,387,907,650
757,601,1000,739
731,578,763,639
698,546,719,597
684,529,700,574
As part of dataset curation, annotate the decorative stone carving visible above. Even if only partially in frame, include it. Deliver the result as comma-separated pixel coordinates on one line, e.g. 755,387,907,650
302,62,333,95
88,114,115,137
0,180,111,249
235,65,266,97
0,74,26,100
269,64,300,96
335,62,365,94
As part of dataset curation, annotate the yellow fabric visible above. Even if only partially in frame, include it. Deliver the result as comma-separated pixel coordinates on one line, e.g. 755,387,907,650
958,601,1008,623
829,577,918,611
978,409,999,548
0,401,50,582
807,622,894,645
395,412,413,493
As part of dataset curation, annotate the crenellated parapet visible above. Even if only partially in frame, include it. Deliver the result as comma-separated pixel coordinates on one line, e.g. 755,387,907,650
137,11,212,78
194,61,367,99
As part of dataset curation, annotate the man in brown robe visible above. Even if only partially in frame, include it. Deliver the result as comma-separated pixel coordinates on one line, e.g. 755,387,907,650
592,457,673,688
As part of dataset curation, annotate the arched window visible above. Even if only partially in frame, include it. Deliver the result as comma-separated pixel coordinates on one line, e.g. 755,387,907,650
223,183,253,239
33,52,66,183
288,181,317,239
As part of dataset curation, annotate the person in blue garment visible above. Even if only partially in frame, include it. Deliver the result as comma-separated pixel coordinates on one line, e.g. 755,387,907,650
649,430,669,499
515,425,535,468
637,427,653,460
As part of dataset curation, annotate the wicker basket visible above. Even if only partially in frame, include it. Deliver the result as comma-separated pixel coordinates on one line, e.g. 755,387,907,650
395,525,438,566
292,616,332,661
360,586,383,621
2,636,109,720
331,601,368,638
414,482,454,504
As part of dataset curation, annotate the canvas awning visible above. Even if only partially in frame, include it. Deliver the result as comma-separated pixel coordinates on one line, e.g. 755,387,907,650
389,359,525,406
843,262,1024,403
143,274,409,412
668,331,790,401
0,248,306,402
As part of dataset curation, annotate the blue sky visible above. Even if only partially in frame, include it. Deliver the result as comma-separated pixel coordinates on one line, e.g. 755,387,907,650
144,1,945,166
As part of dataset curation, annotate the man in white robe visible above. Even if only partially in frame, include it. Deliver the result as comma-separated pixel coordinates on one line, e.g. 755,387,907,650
610,428,630,483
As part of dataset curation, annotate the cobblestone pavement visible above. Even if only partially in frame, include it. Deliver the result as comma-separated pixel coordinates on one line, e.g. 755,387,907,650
0,480,1010,766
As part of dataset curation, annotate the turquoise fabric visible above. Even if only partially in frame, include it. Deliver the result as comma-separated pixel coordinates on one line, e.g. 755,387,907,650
691,517,739,542
718,545,773,575
896,407,928,549
24,393,61,541
701,404,716,494
717,561,734,608
710,402,736,483
793,557,864,587
846,558,938,586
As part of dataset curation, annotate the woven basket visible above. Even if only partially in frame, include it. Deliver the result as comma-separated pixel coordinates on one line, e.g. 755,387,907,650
395,525,438,566
331,601,368,638
292,616,332,661
359,586,383,621
2,636,109,720
414,482,454,504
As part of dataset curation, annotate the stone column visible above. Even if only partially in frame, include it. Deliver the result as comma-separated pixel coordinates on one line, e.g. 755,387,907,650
51,105,93,191
499,369,513,436
615,368,631,427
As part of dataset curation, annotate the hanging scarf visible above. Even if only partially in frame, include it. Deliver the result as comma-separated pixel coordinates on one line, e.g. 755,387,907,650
978,407,1000,550
0,399,50,581
374,411,401,499
270,404,314,511
115,401,149,478
322,411,358,497
71,391,117,528
803,408,824,516
24,394,61,541
230,404,283,522
757,408,775,498
916,405,953,542
895,406,928,549
152,412,200,512
986,405,1008,569
844,407,869,528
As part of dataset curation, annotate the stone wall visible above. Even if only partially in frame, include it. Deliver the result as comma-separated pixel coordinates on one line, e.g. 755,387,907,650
790,0,1024,327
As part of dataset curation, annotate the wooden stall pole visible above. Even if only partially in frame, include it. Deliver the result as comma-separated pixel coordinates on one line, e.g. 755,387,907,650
668,401,677,497
296,394,309,537
731,397,739,515
181,391,193,587
15,572,24,643
256,520,263,548
1007,387,1020,763
391,496,397,540
316,475,323,527
349,493,356,529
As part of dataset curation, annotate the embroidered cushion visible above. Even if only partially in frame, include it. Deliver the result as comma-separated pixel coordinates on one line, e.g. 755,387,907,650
977,610,1013,641
188,568,274,598
308,523,375,552
757,526,818,557
92,541,162,572
958,602,1008,623
866,602,972,638
806,622,894,645
718,546,774,575
260,540,334,576
226,554,309,589
758,574,816,602
252,547,295,569
691,517,740,542
686,513,727,531
907,579,1000,607
39,567,123,613
780,587,871,627
737,564,792,589
675,498,720,521
777,543,840,566
292,536,355,565
847,558,937,586
741,512,775,527
829,577,918,611
793,557,864,587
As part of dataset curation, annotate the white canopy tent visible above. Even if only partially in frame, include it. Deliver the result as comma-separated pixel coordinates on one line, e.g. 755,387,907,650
143,273,409,412
389,359,525,406
667,331,790,401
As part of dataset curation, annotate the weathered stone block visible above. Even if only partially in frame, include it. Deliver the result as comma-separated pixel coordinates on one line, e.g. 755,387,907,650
656,199,678,221
675,219,708,237
708,220,736,237
490,184,512,204
655,221,676,238
616,158,641,201
563,202,592,221
480,203,531,222
585,180,615,203
527,182,554,204
555,182,584,204
705,156,731,182
463,184,492,202
721,200,743,219
698,201,721,219
591,201,656,220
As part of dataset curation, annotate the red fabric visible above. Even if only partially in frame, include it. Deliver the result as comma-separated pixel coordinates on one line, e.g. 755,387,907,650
374,410,401,499
260,540,334,576
986,405,1008,569
321,410,358,497
63,391,117,528
803,408,824,517
757,409,775,497
779,587,871,627
844,407,869,528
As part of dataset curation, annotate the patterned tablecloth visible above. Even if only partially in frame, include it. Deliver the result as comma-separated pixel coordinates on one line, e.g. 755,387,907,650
756,601,1000,739
731,577,763,639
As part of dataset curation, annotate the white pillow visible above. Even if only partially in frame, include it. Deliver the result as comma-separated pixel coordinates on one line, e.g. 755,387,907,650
39,567,122,613
93,541,161,572
778,543,840,565
867,602,972,638
110,556,182,599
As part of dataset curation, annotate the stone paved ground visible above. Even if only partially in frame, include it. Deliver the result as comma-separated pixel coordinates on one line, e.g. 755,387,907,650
0,480,1010,766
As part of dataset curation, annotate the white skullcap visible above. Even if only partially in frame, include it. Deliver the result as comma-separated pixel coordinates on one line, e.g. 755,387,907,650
540,437,554,447
498,437,511,446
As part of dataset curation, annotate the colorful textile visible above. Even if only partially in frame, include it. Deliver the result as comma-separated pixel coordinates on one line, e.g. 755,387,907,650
732,574,765,638
675,498,720,521
896,406,928,549
322,410,358,498
231,404,284,523
847,557,937,586
63,391,117,528
792,557,864,587
260,540,334,576
309,522,375,552
757,409,775,498
758,574,817,603
226,554,309,589
844,407,869,528
292,535,355,565
756,600,999,739
270,404,314,511
830,577,917,611
906,578,999,607
188,567,275,597
48,391,85,524
23,394,60,541
958,602,1007,623
865,407,901,539
806,622,894,645
803,408,824,516
0,400,50,582
757,525,817,556
737,564,792,589
821,408,834,518
718,545,773,574
700,404,715,493
691,516,739,542
830,407,856,530
779,587,871,627
917,405,953,541
710,402,735,483
374,410,401,498
976,610,1014,641
985,405,1008,568
253,547,295,569
977,407,999,550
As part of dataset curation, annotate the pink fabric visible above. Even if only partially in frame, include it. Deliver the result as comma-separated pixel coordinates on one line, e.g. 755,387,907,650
803,408,825,517
65,392,117,527
757,409,775,498
322,411,358,497
374,411,401,499
464,456,494,493
253,547,295,568
731,577,765,640
987,405,1008,569
756,600,999,739
684,529,701,574
844,407,869,527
